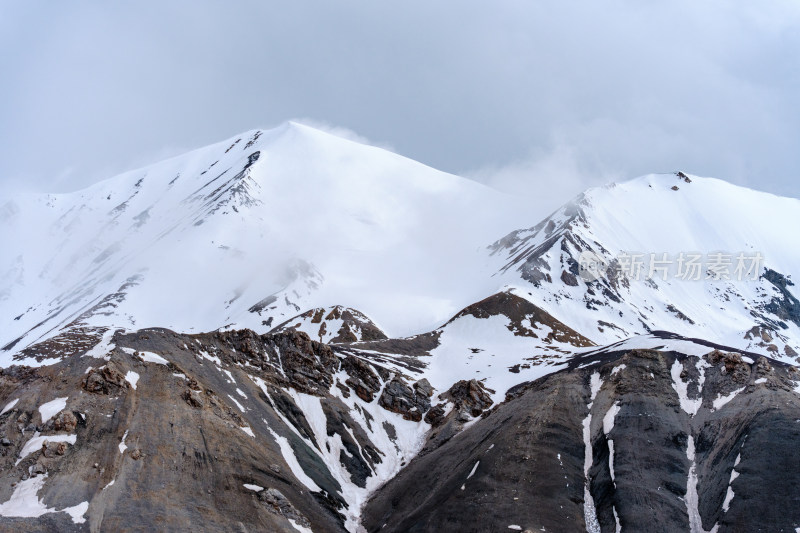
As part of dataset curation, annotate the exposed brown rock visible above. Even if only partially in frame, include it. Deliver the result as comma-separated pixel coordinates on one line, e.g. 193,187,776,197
83,363,128,394
341,356,382,402
423,403,447,427
441,379,493,418
183,388,204,408
41,440,68,458
52,411,77,432
707,350,750,383
378,377,432,422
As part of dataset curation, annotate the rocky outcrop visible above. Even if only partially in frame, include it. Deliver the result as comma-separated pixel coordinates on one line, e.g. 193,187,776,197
269,305,388,344
83,363,129,394
763,268,800,328
378,378,434,422
707,349,751,383
444,291,594,347
340,356,382,402
441,379,493,418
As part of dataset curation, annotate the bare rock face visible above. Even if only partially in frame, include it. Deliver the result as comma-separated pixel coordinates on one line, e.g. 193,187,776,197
0,325,453,532
341,355,382,402
182,388,204,408
707,350,750,383
378,377,433,422
216,329,339,396
442,379,493,418
423,403,447,427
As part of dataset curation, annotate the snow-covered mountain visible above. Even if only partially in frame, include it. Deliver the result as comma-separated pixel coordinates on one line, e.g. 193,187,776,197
1,123,800,532
0,122,529,364
490,173,800,360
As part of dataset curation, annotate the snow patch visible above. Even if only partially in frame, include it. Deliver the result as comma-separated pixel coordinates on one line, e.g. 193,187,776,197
603,403,620,485
289,518,314,533
684,436,717,533
712,387,745,411
603,402,620,435
1,398,19,415
119,430,129,454
722,453,741,512
125,371,139,390
227,394,246,412
38,397,68,424
671,360,702,416
62,501,89,524
466,461,480,480
243,483,264,492
0,474,88,523
139,351,169,365
83,329,116,359
199,350,222,366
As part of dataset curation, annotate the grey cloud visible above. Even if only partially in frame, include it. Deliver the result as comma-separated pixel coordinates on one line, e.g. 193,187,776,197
0,0,798,214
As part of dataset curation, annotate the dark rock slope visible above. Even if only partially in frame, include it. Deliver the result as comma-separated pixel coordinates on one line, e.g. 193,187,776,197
0,328,431,532
362,347,800,532
3,322,800,532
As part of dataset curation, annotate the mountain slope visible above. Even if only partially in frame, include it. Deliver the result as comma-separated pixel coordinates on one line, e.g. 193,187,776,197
364,343,800,532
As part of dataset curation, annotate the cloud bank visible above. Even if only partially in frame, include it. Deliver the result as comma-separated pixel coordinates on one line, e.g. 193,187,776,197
1,0,798,219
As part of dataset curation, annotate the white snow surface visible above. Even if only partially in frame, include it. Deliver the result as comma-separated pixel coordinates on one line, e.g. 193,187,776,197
289,518,314,533
671,360,703,417
583,371,603,533
119,430,129,454
684,436,718,533
82,329,117,360
426,313,572,403
722,453,741,513
603,403,620,485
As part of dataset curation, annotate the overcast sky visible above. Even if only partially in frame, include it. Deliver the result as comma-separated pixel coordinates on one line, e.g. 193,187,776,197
1,1,799,213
